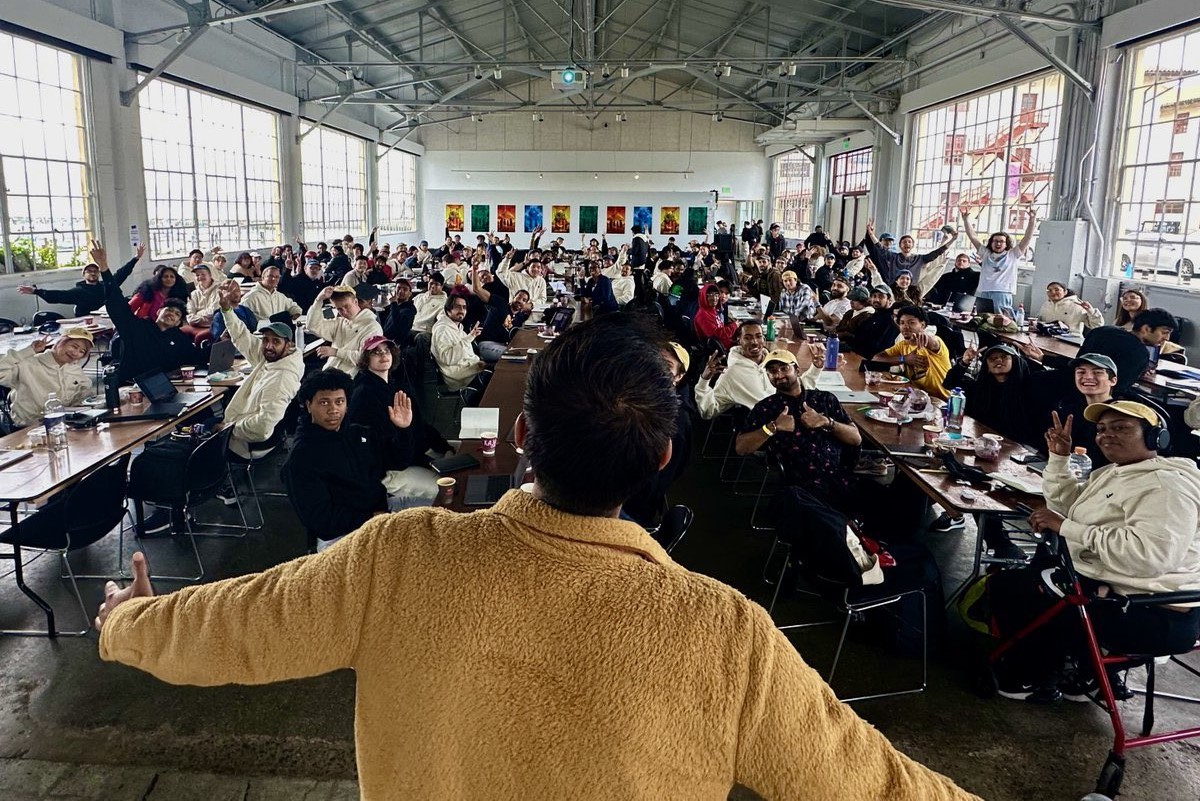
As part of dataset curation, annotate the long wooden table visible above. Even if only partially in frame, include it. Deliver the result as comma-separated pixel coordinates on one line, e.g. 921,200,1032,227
0,390,226,635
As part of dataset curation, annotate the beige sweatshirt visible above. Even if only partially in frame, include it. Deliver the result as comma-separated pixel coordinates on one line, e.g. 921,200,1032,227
243,285,302,322
305,302,383,377
430,312,483,389
186,283,220,326
218,309,303,449
0,345,91,426
99,492,980,801
412,291,447,334
1036,297,1104,333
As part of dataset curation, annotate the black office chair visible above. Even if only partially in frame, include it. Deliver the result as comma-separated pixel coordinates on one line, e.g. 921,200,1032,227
32,311,64,327
0,454,131,637
651,504,694,554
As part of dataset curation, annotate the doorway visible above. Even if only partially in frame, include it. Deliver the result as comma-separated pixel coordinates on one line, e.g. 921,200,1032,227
836,195,868,244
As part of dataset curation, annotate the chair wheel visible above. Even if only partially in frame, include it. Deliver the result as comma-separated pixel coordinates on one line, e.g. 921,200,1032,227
1095,753,1124,798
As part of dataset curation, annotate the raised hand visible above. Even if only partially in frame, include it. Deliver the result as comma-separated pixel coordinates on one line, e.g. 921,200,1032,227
217,280,239,309
468,322,483,339
16,285,35,295
701,351,726,381
960,346,979,365
95,552,154,632
1016,340,1044,362
317,286,335,302
773,408,797,433
88,239,108,270
387,390,413,429
798,402,827,429
865,218,875,238
30,336,52,354
1045,411,1074,456
135,243,146,260
315,345,336,359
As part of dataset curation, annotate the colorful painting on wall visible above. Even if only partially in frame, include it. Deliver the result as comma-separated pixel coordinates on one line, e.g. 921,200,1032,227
579,205,598,234
660,207,680,236
445,204,465,233
687,206,708,236
632,206,653,233
524,204,544,233
496,204,516,233
606,206,626,234
470,204,490,232
551,205,571,234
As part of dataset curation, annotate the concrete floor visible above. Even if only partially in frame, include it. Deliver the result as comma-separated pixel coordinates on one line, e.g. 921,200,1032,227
1,435,1199,800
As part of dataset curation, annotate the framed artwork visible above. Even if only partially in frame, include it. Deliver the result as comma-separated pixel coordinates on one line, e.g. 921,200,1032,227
687,206,708,236
632,205,653,233
524,204,544,233
551,205,571,233
579,205,598,234
445,204,465,233
470,204,490,232
606,206,626,234
660,207,680,236
496,204,516,233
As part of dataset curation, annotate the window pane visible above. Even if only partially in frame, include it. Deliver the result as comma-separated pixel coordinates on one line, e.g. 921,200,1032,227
1113,24,1200,286
301,126,368,243
378,147,417,232
138,78,282,258
908,72,1063,262
0,31,94,272
770,152,812,240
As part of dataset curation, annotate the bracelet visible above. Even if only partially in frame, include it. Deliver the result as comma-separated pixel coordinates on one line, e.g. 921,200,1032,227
761,424,775,438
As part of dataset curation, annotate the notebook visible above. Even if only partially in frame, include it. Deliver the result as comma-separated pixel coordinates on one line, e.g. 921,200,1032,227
459,407,500,439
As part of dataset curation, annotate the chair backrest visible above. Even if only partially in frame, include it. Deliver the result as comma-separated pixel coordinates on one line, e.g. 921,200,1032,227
64,453,131,551
184,427,234,502
33,311,64,327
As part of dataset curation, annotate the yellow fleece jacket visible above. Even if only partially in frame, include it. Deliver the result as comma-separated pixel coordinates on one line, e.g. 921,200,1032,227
99,492,979,801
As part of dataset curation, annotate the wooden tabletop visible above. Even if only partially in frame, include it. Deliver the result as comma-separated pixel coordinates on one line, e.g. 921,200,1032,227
0,391,225,504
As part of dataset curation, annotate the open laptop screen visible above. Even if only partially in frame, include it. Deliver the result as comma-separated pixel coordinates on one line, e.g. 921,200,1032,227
134,371,178,403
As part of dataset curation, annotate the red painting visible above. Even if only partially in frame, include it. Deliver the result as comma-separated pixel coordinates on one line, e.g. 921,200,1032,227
497,204,516,233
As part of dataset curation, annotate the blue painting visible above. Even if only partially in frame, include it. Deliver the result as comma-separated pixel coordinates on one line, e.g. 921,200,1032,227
632,206,653,233
524,204,544,233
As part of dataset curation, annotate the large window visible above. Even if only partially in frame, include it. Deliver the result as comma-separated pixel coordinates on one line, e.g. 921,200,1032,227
139,79,281,258
377,147,417,232
1112,25,1200,286
771,151,813,240
909,73,1063,255
301,126,367,244
831,147,873,196
0,32,95,273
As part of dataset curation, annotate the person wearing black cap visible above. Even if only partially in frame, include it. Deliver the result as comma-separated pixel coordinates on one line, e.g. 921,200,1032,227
280,255,324,312
890,269,922,307
843,285,900,361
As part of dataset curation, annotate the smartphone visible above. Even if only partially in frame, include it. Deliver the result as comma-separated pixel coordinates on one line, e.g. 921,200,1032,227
1010,452,1040,464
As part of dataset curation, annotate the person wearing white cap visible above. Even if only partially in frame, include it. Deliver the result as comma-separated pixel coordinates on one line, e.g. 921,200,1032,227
0,327,93,427
987,401,1200,702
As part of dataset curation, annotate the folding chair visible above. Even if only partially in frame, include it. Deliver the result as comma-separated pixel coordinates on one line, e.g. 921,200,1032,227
983,531,1200,799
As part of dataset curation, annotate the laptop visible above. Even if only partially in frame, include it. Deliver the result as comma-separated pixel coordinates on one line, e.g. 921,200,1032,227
109,371,211,422
208,339,237,374
974,296,996,315
545,305,575,333
464,455,530,507
0,449,32,470
950,293,976,314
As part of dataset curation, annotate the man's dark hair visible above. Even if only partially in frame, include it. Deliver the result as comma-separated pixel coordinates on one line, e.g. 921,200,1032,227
523,315,678,516
355,255,369,264
735,320,763,343
1132,308,1176,332
317,241,327,249
188,248,204,258
297,368,353,406
632,224,643,234
162,298,187,316
444,293,468,313
896,305,927,324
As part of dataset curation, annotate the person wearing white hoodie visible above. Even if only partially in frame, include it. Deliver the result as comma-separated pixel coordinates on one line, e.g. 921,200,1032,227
306,285,383,378
1035,282,1104,333
0,327,93,427
694,321,823,420
431,293,487,391
989,400,1200,702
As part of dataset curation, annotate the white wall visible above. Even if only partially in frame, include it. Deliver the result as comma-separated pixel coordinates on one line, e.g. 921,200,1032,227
417,151,769,245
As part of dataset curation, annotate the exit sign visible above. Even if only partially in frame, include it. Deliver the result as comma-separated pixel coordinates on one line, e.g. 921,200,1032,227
720,186,731,194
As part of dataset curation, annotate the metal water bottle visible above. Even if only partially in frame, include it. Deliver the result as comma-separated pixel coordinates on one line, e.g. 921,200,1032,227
104,365,122,412
765,316,776,342
946,387,966,433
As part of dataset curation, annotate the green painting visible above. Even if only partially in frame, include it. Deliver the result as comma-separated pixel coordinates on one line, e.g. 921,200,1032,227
687,206,708,236
470,204,490,232
579,205,598,234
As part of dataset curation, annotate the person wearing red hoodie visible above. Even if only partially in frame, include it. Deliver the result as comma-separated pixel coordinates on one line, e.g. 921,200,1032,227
693,283,737,349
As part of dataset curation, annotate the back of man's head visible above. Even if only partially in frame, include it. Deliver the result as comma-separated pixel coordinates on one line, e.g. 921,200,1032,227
523,315,678,516
1132,307,1176,333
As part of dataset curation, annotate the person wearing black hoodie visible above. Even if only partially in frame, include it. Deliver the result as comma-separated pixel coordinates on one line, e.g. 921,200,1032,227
282,369,388,552
322,244,352,285
89,243,201,381
19,245,144,316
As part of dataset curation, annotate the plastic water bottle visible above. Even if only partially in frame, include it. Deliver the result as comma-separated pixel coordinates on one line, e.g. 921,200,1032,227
43,393,68,451
1014,304,1026,328
823,334,840,370
946,387,966,433
1068,447,1093,483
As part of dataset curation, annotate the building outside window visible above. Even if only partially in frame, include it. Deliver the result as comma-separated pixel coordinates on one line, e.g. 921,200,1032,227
301,126,367,245
0,31,96,273
908,72,1064,256
139,79,281,259
1111,24,1200,285
771,151,813,241
377,147,417,233
831,147,873,196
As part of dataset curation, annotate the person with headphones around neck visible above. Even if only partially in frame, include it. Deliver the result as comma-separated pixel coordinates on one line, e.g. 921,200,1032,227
986,400,1200,703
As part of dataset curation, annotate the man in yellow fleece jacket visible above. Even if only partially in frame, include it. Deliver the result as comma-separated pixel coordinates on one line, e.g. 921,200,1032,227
96,314,981,801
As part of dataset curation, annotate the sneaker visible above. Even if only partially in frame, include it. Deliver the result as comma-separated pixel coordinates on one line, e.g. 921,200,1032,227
1061,672,1134,703
138,508,175,537
998,680,1062,703
929,513,965,532
215,483,238,506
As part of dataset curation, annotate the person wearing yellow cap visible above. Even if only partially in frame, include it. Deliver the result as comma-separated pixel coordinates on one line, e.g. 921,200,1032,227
987,400,1200,702
0,327,93,427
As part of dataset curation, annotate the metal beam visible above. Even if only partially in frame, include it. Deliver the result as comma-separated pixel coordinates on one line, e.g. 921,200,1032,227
512,0,573,51
995,17,1094,98
597,0,671,60
848,95,900,145
120,26,209,106
298,91,352,142
865,0,1098,30
130,0,345,38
